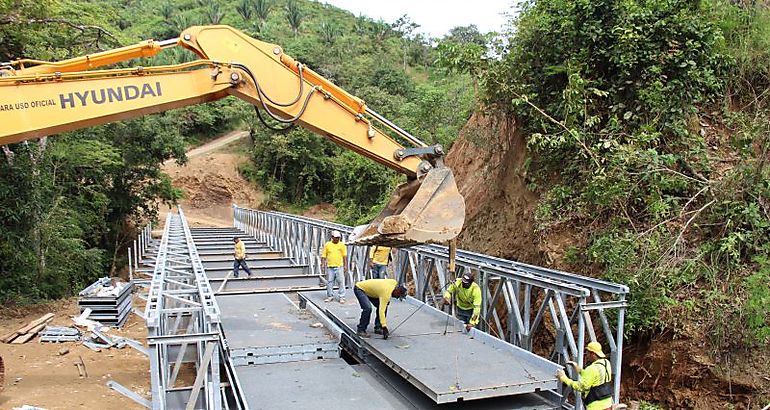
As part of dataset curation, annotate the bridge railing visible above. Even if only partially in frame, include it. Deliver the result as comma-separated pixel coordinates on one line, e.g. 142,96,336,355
233,205,629,406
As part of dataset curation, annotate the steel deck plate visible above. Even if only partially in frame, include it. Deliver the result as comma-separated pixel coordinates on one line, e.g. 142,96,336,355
351,363,560,409
235,359,403,410
200,258,295,269
205,265,310,278
301,290,559,404
198,254,285,261
197,249,280,257
218,293,336,350
211,276,323,292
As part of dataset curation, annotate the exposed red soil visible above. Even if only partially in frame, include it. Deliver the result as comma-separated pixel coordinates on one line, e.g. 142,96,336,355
162,132,263,227
302,202,336,221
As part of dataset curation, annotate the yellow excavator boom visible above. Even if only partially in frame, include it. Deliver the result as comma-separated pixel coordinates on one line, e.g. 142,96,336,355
0,25,465,246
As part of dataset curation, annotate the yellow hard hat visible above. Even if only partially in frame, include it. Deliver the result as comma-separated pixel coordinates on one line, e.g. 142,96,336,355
586,341,605,358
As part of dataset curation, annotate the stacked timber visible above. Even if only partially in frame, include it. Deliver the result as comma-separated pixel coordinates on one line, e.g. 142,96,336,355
1,313,55,344
78,277,133,327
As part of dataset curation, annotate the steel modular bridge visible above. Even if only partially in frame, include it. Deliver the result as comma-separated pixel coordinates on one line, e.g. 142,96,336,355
125,205,628,409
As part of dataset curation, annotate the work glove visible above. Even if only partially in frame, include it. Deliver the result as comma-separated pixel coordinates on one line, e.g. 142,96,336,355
556,369,566,380
381,326,389,340
465,324,472,332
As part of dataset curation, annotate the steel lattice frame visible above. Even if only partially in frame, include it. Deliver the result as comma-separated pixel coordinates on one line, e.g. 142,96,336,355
234,205,629,407
143,208,246,409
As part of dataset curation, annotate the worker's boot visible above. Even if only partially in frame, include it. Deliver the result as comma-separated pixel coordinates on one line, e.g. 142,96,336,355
357,330,370,338
374,328,383,335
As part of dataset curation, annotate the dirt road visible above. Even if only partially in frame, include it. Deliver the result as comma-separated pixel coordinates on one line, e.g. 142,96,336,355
173,130,250,162
162,130,263,227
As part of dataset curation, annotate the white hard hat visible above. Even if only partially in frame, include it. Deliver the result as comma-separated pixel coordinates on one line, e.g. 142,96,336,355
331,230,342,238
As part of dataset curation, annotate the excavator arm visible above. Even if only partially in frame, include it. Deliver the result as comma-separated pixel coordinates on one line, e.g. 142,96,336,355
0,25,465,246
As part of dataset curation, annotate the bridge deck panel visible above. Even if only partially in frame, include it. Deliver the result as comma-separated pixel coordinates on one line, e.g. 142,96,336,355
301,290,559,404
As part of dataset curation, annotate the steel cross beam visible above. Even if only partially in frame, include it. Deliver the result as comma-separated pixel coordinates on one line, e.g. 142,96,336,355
233,205,630,406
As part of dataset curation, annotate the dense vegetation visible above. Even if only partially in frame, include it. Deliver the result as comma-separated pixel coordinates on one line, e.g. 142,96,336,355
0,0,474,302
440,0,770,348
234,3,475,224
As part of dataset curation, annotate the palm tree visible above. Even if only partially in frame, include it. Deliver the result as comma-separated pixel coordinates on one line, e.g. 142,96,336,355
285,0,302,36
172,14,192,33
354,13,369,35
235,0,253,23
254,0,271,32
318,21,339,46
160,3,174,21
206,2,226,25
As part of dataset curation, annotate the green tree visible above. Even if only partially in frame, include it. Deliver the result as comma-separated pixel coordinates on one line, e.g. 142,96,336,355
254,0,271,32
317,20,339,46
391,14,419,71
235,0,253,23
205,2,226,24
285,0,302,36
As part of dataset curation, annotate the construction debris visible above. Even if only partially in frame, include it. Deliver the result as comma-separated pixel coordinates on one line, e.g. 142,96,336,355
82,340,109,352
113,336,149,356
72,308,104,330
58,347,70,356
2,313,55,344
78,277,133,328
74,355,88,378
39,326,81,343
91,328,115,346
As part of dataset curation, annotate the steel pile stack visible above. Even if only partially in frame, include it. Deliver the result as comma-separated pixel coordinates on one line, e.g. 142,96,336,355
78,277,133,327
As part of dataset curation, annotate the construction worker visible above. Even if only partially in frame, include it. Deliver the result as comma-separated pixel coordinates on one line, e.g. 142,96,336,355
442,273,482,331
232,237,252,278
557,341,613,410
368,245,391,278
322,230,348,303
354,278,407,339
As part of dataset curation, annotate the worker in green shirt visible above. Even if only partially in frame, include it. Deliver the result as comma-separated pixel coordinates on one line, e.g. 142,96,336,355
557,341,613,410
441,273,482,331
368,245,391,278
354,278,407,339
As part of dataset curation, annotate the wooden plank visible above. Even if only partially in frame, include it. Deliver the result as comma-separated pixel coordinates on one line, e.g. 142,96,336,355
1,330,20,343
17,313,54,334
4,314,54,344
11,323,47,344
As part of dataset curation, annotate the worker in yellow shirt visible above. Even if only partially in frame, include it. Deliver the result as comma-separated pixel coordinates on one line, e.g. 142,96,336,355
442,273,482,331
368,245,391,278
557,341,613,410
232,237,252,278
322,230,348,303
353,278,407,339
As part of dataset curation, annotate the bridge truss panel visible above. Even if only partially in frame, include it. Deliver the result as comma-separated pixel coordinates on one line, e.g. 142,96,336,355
143,207,247,410
233,205,629,407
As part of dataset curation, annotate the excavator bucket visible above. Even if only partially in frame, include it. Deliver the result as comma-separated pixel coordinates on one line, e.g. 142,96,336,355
350,166,465,247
